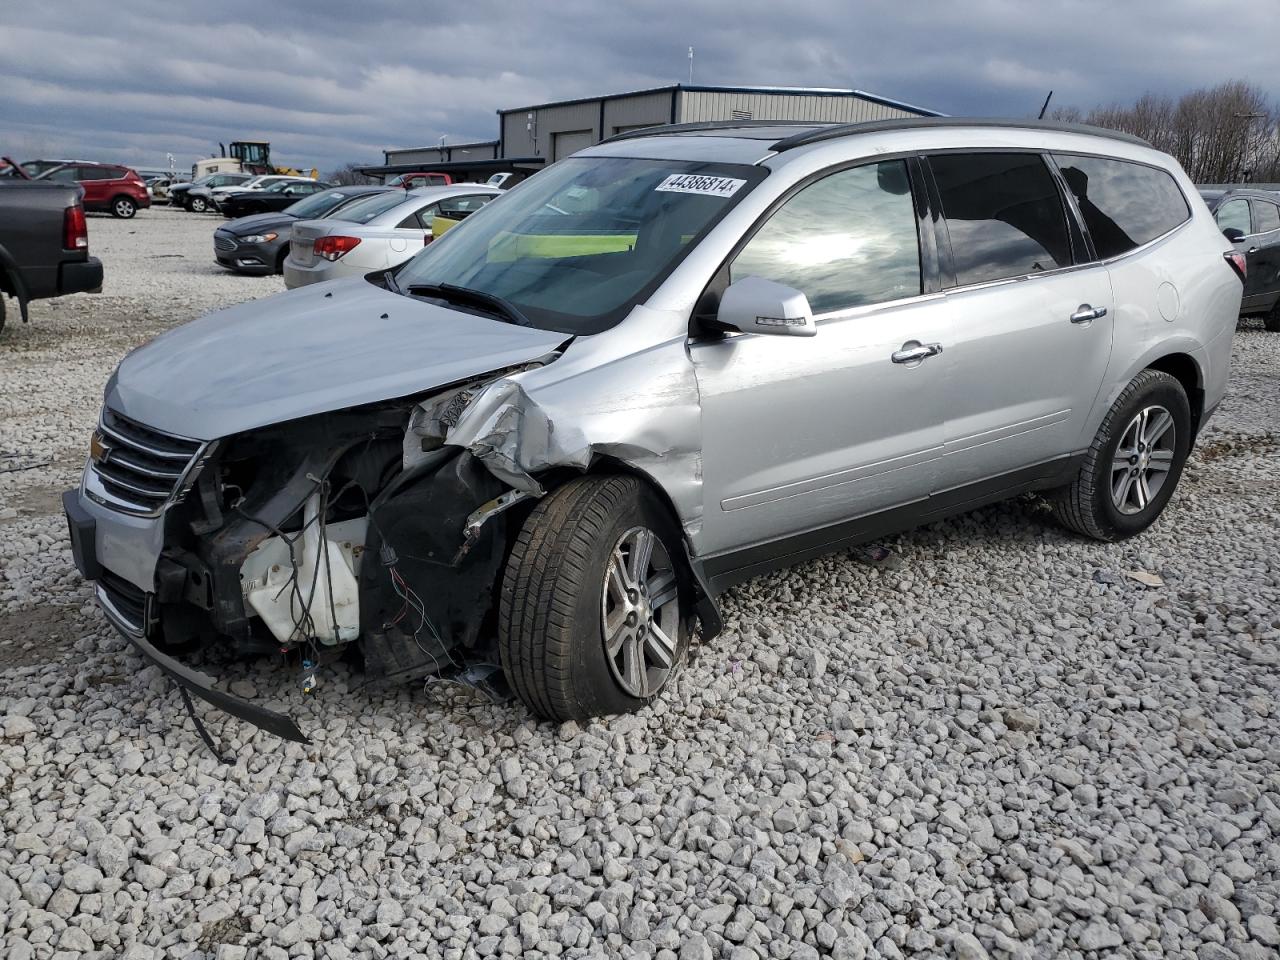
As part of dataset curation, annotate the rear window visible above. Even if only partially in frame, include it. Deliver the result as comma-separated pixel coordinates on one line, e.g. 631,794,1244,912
929,152,1073,286
332,191,417,224
1053,155,1190,259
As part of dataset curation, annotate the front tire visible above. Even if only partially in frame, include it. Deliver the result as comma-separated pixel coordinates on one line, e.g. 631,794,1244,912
499,475,692,722
189,196,208,213
1052,369,1191,541
111,196,137,219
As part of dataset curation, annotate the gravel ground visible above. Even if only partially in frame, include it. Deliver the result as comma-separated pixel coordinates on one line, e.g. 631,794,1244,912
2,209,1279,960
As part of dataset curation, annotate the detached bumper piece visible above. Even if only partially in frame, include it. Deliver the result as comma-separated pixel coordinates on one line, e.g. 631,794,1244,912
64,490,309,748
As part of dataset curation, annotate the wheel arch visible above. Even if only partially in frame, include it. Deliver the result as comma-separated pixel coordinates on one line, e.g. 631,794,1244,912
0,242,30,322
1145,351,1205,436
530,457,724,640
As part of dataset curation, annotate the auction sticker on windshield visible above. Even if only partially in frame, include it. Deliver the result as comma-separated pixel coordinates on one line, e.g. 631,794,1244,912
655,174,746,197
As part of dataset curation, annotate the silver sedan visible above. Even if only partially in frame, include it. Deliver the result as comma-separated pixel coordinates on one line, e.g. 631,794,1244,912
283,185,500,288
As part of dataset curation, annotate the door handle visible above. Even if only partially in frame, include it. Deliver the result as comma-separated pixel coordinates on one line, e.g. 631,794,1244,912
1070,304,1108,324
1247,247,1260,254
891,341,943,364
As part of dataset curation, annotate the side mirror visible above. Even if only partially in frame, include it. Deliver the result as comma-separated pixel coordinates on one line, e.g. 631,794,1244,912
1222,227,1245,242
714,276,817,338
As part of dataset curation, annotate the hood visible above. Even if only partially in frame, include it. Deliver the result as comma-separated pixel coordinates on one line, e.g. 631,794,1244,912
107,279,568,441
223,212,295,234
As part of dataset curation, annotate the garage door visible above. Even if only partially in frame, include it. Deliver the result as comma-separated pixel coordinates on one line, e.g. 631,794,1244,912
552,129,595,161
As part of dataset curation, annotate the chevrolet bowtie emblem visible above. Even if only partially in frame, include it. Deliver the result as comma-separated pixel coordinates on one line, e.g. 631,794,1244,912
89,430,110,464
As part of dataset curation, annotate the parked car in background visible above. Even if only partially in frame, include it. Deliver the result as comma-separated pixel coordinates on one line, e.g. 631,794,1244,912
284,185,498,287
386,171,453,189
1200,187,1280,331
63,118,1240,738
171,173,253,211
214,185,393,275
38,162,151,219
0,179,102,333
207,174,316,211
145,176,178,203
216,178,336,219
9,159,82,179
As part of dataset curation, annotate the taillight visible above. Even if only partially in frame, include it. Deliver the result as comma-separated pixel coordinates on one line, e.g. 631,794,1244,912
63,203,88,251
1224,250,1247,283
313,235,361,261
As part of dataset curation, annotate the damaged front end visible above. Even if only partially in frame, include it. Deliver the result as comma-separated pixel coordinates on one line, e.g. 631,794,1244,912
101,392,533,743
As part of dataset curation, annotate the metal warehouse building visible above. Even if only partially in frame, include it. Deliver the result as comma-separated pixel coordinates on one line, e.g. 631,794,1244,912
501,84,941,162
361,83,940,182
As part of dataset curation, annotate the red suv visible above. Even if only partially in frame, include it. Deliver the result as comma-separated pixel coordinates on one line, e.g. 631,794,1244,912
39,162,151,219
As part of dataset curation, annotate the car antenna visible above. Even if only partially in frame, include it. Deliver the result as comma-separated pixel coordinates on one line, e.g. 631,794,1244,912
1037,90,1053,120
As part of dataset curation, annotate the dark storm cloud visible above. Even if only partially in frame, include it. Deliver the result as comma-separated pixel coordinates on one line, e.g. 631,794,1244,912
2,1,1277,174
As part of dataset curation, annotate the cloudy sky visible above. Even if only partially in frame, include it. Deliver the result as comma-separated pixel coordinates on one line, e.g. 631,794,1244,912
3,1,1277,175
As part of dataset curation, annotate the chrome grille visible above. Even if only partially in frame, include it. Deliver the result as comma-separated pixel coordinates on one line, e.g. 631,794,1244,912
213,234,237,253
89,408,203,515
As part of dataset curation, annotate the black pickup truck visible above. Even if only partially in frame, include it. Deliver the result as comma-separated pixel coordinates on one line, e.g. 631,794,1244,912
0,178,104,334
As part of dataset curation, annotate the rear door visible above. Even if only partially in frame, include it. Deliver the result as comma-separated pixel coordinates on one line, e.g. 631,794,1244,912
926,151,1113,487
1248,198,1280,313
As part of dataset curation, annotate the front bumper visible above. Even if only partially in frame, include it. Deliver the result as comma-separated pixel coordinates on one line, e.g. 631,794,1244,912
63,489,309,743
214,232,279,275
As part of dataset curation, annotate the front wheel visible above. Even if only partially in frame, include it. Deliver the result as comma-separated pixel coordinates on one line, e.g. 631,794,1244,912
1051,369,1191,541
499,475,692,721
111,196,137,219
189,196,208,213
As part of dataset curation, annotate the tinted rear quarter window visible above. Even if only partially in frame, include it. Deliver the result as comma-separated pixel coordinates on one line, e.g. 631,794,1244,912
929,153,1072,286
1053,154,1190,259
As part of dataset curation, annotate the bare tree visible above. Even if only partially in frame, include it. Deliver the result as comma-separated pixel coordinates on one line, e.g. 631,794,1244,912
325,163,377,186
1055,81,1279,184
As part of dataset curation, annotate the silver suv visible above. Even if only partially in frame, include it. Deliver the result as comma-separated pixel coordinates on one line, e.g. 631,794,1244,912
64,118,1241,740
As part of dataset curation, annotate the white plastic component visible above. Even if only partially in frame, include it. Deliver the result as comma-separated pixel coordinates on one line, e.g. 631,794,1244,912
239,495,367,647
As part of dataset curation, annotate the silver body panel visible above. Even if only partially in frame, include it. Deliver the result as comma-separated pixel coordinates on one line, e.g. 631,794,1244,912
78,122,1239,598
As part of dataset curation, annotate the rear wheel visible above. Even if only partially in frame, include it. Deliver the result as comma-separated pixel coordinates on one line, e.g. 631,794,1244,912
499,475,692,721
111,196,137,219
1052,369,1191,541
1264,300,1280,333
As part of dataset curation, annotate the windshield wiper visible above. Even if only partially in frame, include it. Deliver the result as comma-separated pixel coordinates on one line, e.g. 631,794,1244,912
404,282,532,327
382,269,401,295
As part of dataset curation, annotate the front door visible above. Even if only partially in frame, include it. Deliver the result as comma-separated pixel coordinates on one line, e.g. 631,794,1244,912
692,158,949,561
925,151,1114,486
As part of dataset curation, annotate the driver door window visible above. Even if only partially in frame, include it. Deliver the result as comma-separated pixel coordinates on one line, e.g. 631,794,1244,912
1216,199,1252,235
729,160,922,313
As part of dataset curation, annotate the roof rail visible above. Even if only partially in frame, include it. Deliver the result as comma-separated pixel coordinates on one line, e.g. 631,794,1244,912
771,117,1153,151
598,119,823,145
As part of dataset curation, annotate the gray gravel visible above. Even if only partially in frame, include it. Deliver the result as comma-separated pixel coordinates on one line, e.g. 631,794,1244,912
2,210,1279,960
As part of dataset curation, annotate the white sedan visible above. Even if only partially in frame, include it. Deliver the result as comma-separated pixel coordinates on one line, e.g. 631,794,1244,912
283,185,500,288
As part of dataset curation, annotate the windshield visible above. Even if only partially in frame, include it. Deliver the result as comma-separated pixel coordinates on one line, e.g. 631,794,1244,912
394,156,765,334
285,190,362,219
331,190,415,224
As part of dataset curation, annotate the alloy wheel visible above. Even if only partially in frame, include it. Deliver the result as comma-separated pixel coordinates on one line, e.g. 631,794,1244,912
601,525,680,698
1111,404,1176,515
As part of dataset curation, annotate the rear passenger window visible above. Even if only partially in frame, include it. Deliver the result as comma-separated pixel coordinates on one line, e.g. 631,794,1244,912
1215,199,1252,236
929,153,1072,285
730,160,921,314
1253,200,1280,233
1054,155,1191,258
